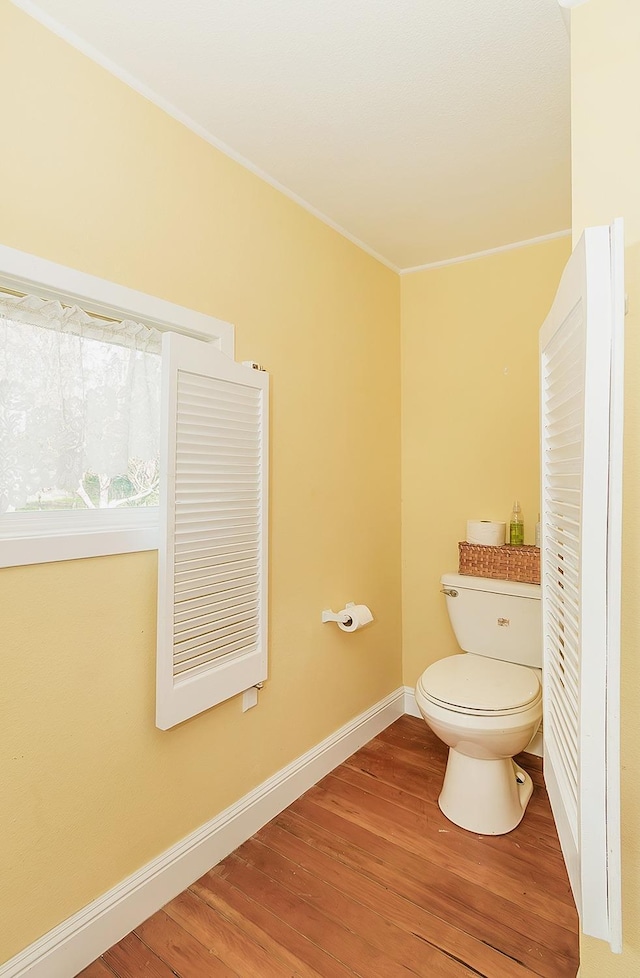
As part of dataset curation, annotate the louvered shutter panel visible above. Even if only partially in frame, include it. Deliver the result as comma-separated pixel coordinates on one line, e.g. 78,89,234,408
540,223,622,945
541,297,585,848
157,332,268,729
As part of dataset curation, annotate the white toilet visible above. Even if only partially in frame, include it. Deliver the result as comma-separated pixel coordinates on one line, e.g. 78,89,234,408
415,572,542,835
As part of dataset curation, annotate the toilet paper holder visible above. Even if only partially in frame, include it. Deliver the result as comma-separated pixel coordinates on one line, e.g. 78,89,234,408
321,603,355,625
321,602,374,632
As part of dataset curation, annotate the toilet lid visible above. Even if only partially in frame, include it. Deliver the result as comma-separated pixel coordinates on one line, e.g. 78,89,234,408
418,654,541,714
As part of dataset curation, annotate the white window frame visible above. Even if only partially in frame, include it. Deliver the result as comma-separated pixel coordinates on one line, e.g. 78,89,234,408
0,243,234,567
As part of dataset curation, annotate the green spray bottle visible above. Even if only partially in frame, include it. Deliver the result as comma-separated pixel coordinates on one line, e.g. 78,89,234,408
509,500,524,545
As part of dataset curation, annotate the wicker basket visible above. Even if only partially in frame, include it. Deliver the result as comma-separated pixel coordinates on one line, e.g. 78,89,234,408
458,541,540,585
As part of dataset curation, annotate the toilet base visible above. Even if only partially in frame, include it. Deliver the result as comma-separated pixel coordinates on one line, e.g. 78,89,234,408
438,749,533,835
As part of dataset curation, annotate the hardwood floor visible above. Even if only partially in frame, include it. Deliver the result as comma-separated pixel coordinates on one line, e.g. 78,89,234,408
78,716,579,978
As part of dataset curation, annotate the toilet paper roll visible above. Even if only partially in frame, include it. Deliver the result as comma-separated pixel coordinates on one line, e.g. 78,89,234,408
338,603,374,633
466,520,506,546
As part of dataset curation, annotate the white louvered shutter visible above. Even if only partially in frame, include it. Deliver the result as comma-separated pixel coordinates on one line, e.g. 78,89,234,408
157,332,268,729
540,222,622,948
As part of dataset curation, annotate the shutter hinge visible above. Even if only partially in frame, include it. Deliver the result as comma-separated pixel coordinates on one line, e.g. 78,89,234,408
242,360,267,371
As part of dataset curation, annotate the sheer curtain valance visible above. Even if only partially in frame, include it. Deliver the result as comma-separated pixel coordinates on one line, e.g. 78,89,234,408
0,292,162,513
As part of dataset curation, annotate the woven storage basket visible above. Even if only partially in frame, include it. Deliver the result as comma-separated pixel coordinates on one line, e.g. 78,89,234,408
458,542,540,585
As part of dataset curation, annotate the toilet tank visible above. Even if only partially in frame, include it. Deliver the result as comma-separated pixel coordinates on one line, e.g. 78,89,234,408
441,572,541,668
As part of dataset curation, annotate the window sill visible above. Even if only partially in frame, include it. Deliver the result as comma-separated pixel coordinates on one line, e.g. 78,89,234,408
0,509,159,567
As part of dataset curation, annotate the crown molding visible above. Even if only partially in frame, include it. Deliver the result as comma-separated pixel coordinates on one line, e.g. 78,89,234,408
400,229,572,275
10,1,400,274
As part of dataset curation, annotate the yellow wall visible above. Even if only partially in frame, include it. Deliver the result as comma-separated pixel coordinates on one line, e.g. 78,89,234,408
400,238,571,686
0,3,402,962
572,1,640,974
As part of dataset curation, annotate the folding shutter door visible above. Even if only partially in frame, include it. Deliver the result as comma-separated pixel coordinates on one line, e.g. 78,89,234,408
157,332,268,730
540,222,622,947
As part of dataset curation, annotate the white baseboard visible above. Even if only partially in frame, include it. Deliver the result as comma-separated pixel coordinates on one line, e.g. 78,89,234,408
403,684,421,718
1,688,404,978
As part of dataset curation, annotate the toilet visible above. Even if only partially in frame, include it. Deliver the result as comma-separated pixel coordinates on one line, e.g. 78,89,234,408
415,572,542,835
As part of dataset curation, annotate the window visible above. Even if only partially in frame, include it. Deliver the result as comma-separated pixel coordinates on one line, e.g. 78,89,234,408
0,292,161,509
0,245,268,726
0,244,234,567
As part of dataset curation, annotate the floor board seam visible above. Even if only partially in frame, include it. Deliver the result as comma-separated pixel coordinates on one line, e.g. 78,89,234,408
270,809,573,977
77,716,578,978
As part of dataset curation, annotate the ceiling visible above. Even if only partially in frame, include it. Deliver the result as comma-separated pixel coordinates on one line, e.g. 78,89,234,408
14,0,571,271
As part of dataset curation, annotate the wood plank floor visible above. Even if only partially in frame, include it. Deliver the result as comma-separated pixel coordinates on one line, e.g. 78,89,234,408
78,716,579,978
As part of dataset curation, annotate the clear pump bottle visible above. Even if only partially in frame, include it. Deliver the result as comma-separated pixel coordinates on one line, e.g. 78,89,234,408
509,500,524,545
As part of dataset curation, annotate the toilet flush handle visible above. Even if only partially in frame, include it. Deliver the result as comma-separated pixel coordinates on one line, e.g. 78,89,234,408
440,587,458,597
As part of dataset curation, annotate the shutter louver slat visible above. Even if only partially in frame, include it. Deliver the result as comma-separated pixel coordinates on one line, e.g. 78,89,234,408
173,621,258,661
175,561,257,594
176,527,258,560
545,358,584,397
175,551,259,581
180,376,260,401
175,452,260,462
178,408,258,423
175,515,258,533
174,617,259,659
178,440,256,452
173,635,258,676
178,413,259,431
175,504,259,518
173,637,257,681
546,386,583,418
174,599,258,638
175,573,258,605
177,455,260,466
176,476,259,486
157,332,268,729
177,492,260,505
547,424,582,449
174,582,259,621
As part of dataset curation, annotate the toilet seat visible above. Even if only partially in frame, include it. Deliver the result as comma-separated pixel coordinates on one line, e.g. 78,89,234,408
418,654,541,717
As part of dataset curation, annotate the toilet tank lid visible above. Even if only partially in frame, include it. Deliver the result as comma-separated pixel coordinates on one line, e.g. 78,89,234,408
441,572,541,600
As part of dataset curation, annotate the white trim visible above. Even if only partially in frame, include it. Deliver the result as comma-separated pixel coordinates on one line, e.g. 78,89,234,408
0,687,404,978
605,218,624,953
544,749,581,904
400,229,573,275
403,684,422,718
8,2,398,276
0,244,235,354
0,510,159,567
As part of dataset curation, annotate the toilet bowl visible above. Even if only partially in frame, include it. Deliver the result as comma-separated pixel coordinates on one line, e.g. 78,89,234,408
416,654,542,834
416,573,542,835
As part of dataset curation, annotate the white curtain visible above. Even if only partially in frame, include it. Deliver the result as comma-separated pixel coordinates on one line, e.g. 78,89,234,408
0,292,161,513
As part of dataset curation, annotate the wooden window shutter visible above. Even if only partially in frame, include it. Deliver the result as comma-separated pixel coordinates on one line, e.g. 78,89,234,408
156,332,268,729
